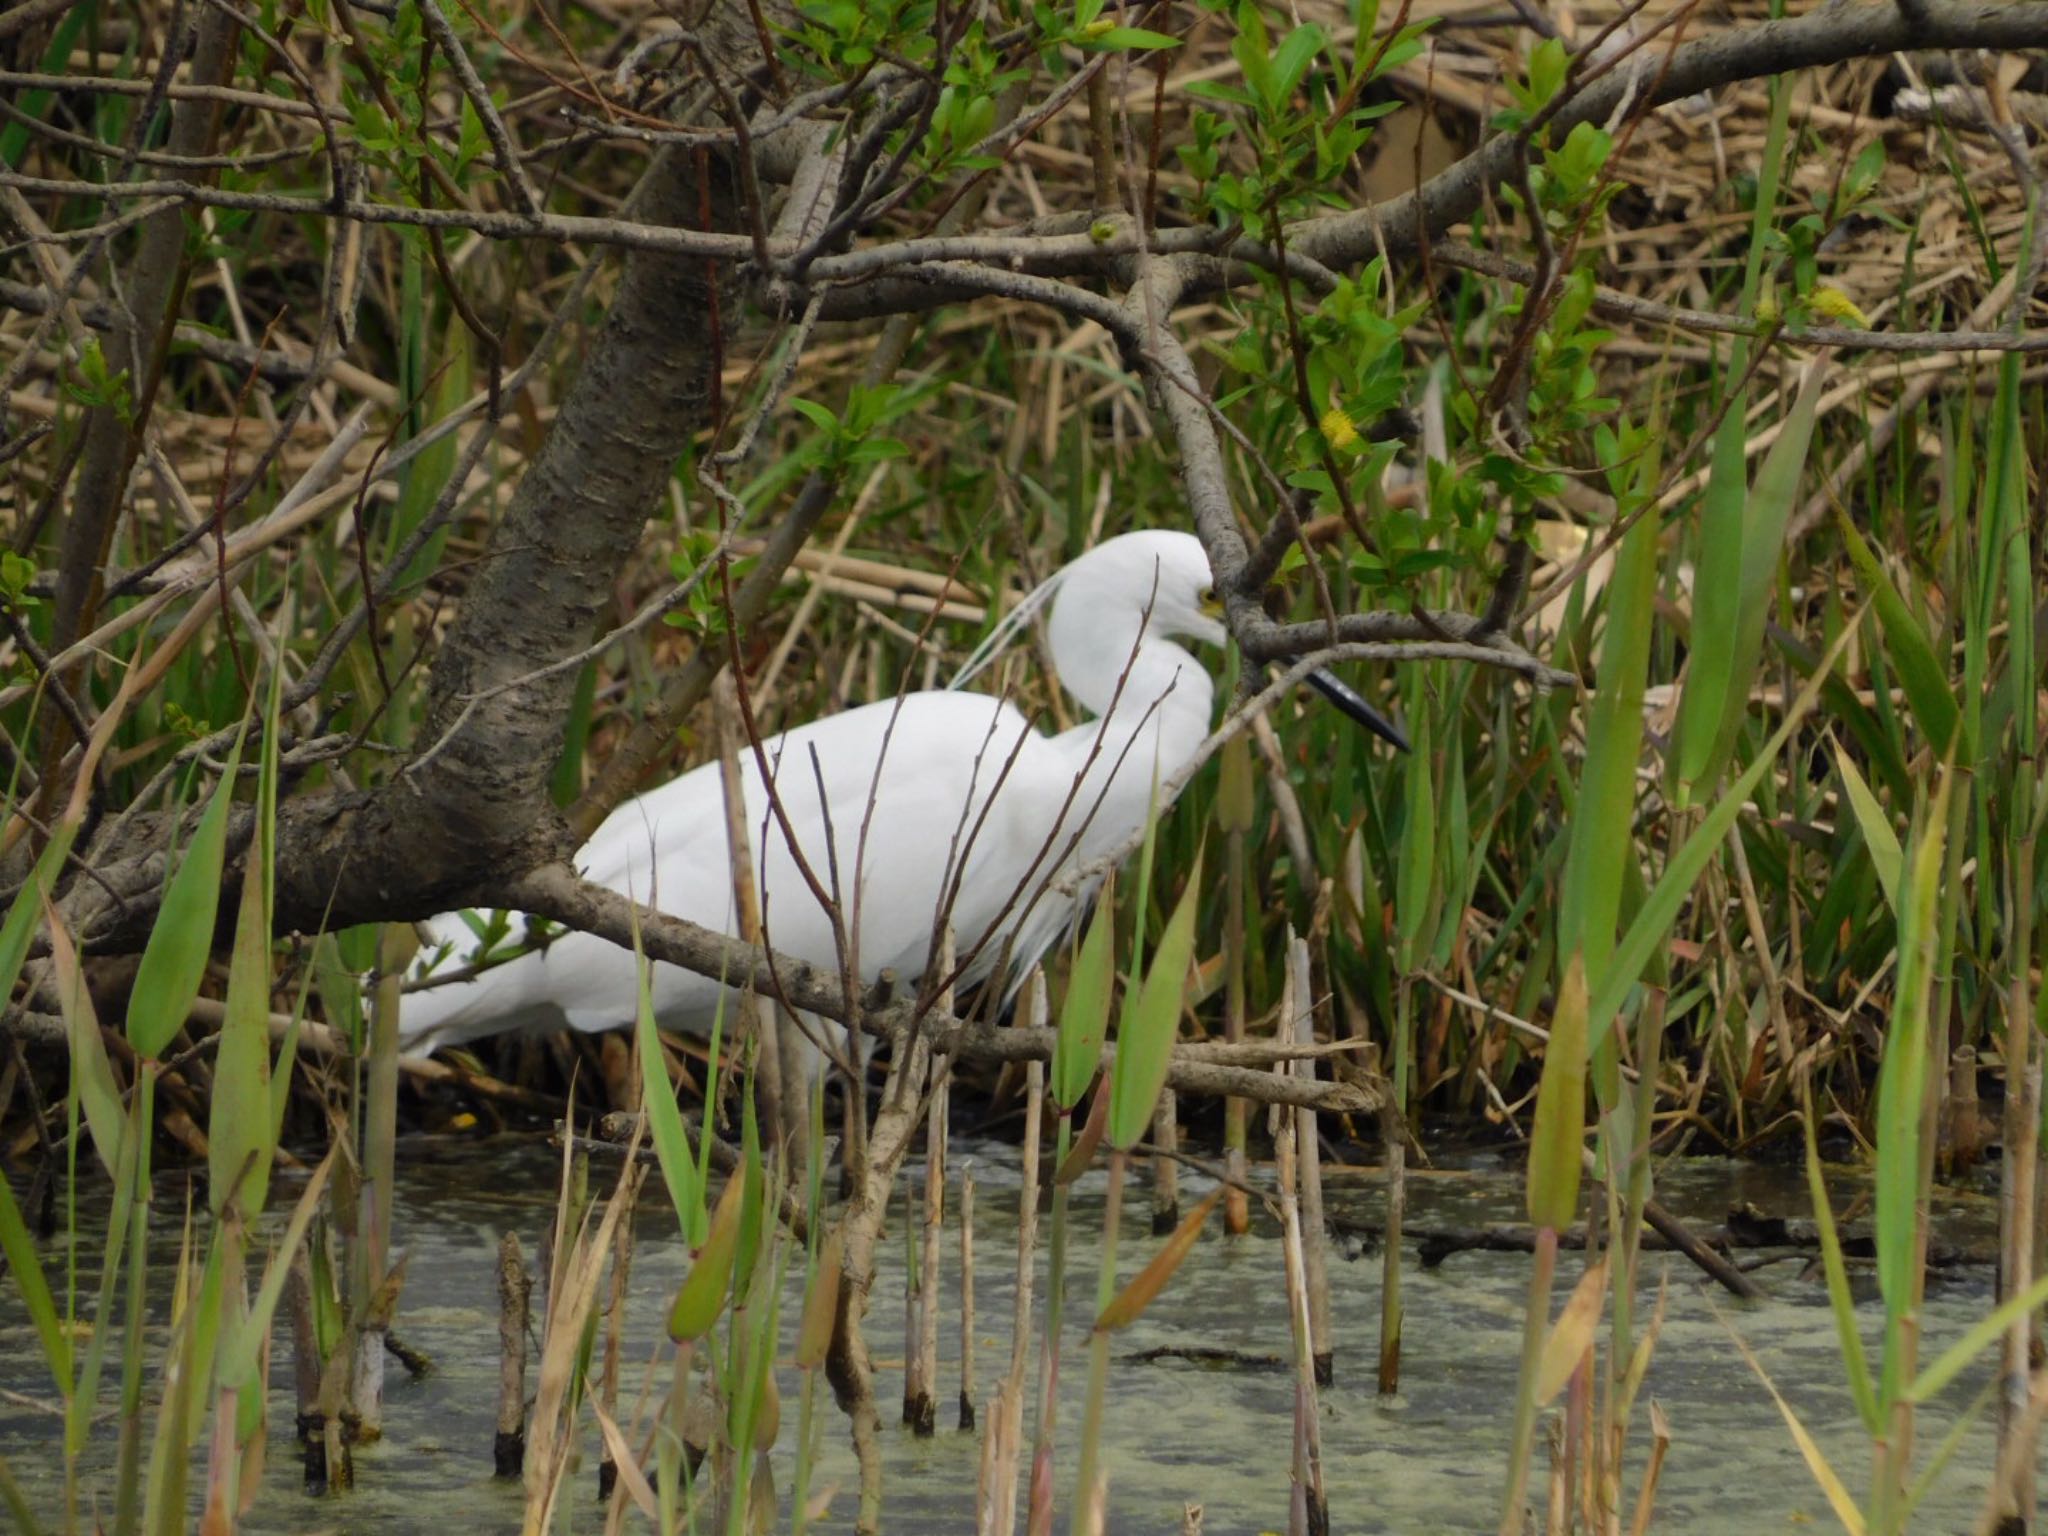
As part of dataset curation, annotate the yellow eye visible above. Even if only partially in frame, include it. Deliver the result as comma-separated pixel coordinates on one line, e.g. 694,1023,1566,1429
1198,585,1222,615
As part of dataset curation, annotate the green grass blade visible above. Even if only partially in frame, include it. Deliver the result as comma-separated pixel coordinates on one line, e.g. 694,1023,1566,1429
1803,1103,1878,1433
217,1148,335,1391
1587,614,1860,1050
1874,773,1949,1333
1909,1272,2048,1405
1671,78,1790,803
1831,741,1901,918
1674,402,1759,801
1108,850,1202,1151
1395,692,1435,968
0,821,78,1005
634,924,704,1241
0,1152,70,1394
128,737,244,1060
1559,511,1658,985
45,901,123,1179
1052,877,1115,1112
1679,364,1827,801
1526,954,1588,1230
212,642,286,1220
669,1172,745,1341
1988,352,2033,759
1835,514,1961,759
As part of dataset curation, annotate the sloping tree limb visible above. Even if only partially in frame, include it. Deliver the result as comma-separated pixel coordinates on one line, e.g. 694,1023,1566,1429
504,861,1374,1115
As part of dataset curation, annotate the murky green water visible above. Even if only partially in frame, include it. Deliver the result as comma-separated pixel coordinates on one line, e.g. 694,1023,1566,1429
0,1134,2025,1532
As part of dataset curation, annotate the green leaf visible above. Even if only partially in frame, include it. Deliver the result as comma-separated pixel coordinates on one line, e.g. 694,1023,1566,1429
45,902,123,1179
1526,36,1567,109
1526,954,1588,1230
1987,352,2032,759
1909,1271,2048,1405
1215,733,1254,835
217,1148,334,1391
634,923,704,1241
209,855,275,1219
1831,741,1902,918
668,1172,745,1342
128,741,244,1059
1715,365,1827,795
1052,877,1115,1111
1107,851,1202,1151
789,397,840,433
0,822,77,1008
1804,1101,1878,1433
0,1142,70,1393
1231,0,1273,109
1558,512,1656,985
1874,774,1949,1333
1268,22,1327,104
1395,699,1435,966
214,637,287,1221
1084,25,1179,48
1835,514,1961,759
1586,615,1859,1050
1676,364,1827,801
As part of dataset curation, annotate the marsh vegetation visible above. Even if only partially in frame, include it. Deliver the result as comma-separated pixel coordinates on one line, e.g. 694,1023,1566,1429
1,0,2047,1531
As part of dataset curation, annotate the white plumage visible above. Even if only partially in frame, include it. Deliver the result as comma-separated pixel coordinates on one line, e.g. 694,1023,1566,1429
399,530,1227,1056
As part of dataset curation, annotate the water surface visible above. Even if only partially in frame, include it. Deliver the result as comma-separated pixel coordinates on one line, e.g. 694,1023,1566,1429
0,1134,2025,1532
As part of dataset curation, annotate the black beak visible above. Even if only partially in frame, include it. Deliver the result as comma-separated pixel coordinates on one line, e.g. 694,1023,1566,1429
1307,669,1411,753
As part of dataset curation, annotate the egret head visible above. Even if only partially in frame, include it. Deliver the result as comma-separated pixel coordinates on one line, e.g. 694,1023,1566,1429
1051,529,1411,752
1049,529,1228,650
955,528,1409,752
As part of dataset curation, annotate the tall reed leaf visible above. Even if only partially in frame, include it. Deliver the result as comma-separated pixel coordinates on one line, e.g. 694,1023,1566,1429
1908,1272,2048,1405
1527,954,1588,1230
213,648,287,1220
795,1229,842,1369
1986,352,2033,759
1835,514,1961,759
0,1150,70,1392
1586,615,1859,1050
216,1149,336,1390
1055,1076,1110,1184
1803,1099,1878,1433
633,927,704,1242
1107,851,1202,1151
1831,741,1902,919
668,1171,746,1342
1395,703,1435,967
129,739,243,1060
210,849,276,1220
1053,877,1115,1112
1558,512,1658,983
0,821,76,1006
1677,363,1828,802
1728,1320,1868,1536
45,903,122,1178
1672,77,1790,803
1675,409,1753,801
1874,772,1950,1334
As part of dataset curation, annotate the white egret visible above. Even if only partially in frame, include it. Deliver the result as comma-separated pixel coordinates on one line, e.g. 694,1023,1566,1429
397,529,1404,1058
